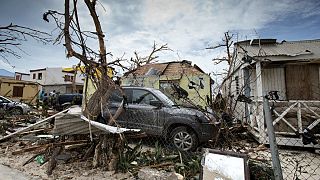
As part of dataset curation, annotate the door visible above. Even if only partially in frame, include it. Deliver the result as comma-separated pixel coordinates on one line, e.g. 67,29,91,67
125,89,162,135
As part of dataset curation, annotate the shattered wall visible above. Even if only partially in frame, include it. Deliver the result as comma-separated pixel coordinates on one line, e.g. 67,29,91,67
121,74,212,108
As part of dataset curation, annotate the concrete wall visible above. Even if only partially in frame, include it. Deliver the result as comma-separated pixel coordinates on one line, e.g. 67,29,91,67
30,68,85,85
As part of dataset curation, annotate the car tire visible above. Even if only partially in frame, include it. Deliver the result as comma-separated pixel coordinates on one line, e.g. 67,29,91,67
170,126,198,151
10,107,23,115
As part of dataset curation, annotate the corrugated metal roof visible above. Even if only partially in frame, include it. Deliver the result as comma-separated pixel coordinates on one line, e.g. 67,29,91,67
236,39,320,59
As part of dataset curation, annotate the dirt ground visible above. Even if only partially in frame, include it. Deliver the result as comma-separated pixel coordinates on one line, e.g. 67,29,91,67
0,141,133,180
1,139,320,180
249,148,320,180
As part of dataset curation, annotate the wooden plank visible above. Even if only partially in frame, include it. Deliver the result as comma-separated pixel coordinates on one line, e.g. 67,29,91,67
255,62,263,99
286,64,320,100
301,102,320,118
0,109,69,142
297,102,302,134
307,119,320,130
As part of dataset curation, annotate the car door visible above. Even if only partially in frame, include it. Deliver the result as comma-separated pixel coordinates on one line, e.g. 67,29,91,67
125,89,162,135
102,89,127,127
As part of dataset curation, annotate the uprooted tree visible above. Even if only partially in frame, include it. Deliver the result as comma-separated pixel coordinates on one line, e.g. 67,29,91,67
44,0,170,171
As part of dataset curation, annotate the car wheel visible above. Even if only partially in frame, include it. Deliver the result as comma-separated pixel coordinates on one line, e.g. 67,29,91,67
170,126,198,151
10,107,23,115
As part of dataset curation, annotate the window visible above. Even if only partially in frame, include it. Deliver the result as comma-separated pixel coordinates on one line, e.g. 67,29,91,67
110,89,124,103
38,73,42,80
15,75,21,80
64,75,74,82
33,73,36,79
13,86,23,97
131,89,157,105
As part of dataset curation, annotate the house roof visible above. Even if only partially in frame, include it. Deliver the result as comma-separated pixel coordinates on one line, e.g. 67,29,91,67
125,60,206,76
0,77,39,85
30,68,46,72
15,72,30,75
235,39,320,60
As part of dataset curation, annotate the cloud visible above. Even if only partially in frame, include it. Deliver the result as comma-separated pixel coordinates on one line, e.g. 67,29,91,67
1,0,319,77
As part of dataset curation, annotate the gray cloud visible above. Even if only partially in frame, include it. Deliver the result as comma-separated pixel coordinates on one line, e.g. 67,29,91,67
1,0,320,75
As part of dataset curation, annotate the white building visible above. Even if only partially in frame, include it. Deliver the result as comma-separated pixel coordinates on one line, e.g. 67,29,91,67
15,72,30,81
29,67,84,94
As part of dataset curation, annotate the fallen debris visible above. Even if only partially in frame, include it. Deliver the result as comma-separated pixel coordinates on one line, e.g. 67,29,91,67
0,108,69,142
138,168,183,180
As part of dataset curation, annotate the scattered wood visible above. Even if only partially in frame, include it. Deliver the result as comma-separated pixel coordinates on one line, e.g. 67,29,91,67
82,142,95,160
12,140,89,155
0,109,69,142
12,144,48,155
20,128,49,135
47,146,63,175
64,143,88,150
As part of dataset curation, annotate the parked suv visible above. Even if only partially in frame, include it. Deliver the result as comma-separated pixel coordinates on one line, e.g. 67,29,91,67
0,95,31,116
98,86,219,151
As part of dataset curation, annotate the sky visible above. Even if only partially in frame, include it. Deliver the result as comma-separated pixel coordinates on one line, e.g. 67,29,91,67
1,0,320,77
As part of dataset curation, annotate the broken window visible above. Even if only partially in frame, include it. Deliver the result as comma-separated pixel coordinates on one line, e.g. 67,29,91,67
33,73,36,79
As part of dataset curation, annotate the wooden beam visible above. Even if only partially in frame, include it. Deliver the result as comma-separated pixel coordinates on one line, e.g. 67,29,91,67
0,109,69,142
301,102,320,118
297,102,302,134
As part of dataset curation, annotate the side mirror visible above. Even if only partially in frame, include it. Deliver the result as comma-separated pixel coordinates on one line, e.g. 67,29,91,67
150,100,163,108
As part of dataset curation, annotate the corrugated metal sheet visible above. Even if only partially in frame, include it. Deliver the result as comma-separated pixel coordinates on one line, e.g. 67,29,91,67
237,39,320,58
53,108,104,135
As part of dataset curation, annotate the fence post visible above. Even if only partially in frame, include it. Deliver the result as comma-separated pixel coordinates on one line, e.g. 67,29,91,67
263,96,283,180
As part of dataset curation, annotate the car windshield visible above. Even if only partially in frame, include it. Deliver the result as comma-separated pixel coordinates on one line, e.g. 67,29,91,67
0,96,12,103
152,89,175,106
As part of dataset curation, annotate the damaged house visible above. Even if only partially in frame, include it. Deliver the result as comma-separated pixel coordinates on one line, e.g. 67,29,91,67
226,39,320,147
121,60,214,108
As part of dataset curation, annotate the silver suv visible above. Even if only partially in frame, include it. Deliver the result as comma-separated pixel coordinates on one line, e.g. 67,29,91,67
0,96,31,115
98,86,218,151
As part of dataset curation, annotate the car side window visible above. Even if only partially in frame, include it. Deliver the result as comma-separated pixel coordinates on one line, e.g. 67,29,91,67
131,89,157,105
110,89,124,103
